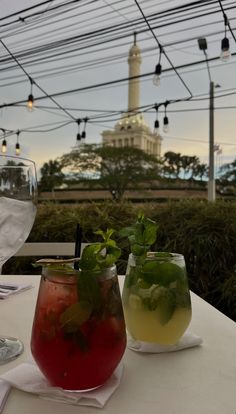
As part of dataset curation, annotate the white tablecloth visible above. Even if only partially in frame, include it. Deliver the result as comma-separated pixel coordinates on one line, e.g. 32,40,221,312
0,275,235,414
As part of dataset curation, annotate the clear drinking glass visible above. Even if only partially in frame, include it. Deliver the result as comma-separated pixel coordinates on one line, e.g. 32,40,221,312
31,264,126,391
122,252,192,346
0,155,37,363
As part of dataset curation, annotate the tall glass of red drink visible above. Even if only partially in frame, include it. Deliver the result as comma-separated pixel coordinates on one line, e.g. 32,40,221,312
31,264,126,391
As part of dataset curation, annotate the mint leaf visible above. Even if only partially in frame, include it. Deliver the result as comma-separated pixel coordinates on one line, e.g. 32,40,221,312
60,301,92,330
157,288,176,325
80,229,120,272
77,270,102,311
141,261,184,286
120,213,158,255
96,245,121,268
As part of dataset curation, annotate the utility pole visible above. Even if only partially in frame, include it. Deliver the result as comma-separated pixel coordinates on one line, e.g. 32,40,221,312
209,80,215,201
198,38,216,202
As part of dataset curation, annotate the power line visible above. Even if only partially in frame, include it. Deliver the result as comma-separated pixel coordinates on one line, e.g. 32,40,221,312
0,0,55,22
0,38,76,121
1,0,234,68
1,51,236,110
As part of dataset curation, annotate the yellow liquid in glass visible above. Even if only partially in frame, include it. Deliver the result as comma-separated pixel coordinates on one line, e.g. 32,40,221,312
123,300,192,345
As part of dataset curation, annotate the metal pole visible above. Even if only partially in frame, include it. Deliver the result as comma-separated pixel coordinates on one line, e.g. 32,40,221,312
208,80,215,202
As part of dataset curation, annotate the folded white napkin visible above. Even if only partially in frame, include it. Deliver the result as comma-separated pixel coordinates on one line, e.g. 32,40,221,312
0,283,33,299
0,361,124,408
0,380,10,413
128,331,202,353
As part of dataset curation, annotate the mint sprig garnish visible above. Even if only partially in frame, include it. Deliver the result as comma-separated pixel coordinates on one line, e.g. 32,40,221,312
79,228,121,270
119,212,158,261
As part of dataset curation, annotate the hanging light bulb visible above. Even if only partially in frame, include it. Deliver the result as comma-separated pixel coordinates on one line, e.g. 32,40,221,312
154,119,159,131
27,77,34,111
81,117,88,139
153,104,160,133
15,131,20,155
153,63,162,86
76,119,81,141
220,13,231,62
1,139,7,153
27,94,34,111
15,142,20,155
163,101,169,133
163,116,169,133
153,45,163,86
220,37,231,62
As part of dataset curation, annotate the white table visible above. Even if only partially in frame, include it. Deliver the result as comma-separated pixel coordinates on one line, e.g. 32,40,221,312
0,275,235,414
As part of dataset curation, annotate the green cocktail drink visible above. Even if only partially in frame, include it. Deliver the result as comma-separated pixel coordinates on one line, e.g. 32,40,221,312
122,252,192,345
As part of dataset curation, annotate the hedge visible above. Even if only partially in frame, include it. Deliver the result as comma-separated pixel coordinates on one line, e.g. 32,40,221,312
3,200,236,321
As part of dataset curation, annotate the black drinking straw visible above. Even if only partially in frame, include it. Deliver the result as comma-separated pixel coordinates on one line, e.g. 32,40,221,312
74,224,82,270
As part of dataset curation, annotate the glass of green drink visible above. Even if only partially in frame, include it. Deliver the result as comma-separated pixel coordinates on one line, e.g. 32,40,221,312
122,252,192,346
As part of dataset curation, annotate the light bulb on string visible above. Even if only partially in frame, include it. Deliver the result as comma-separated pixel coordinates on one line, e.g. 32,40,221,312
163,116,169,133
1,139,7,153
15,142,20,155
163,101,170,133
153,45,163,86
15,131,21,155
220,13,231,62
1,129,7,153
27,77,34,111
153,104,160,133
76,119,81,141
81,117,88,139
154,119,159,131
221,37,231,62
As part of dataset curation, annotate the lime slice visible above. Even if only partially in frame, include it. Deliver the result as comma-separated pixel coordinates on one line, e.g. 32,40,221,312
129,294,142,310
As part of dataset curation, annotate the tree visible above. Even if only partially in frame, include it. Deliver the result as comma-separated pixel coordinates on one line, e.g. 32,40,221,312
192,162,208,181
162,151,208,182
163,151,182,179
40,160,65,192
60,144,162,201
0,160,26,192
219,159,236,184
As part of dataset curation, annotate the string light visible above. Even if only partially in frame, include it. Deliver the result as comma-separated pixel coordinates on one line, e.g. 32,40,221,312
0,129,7,153
221,13,231,62
15,130,21,155
27,77,34,111
81,117,88,139
163,101,170,133
154,104,160,133
153,45,162,87
76,119,81,141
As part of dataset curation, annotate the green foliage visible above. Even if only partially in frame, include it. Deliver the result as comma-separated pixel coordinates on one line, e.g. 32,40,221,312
4,200,236,321
162,151,208,181
219,159,236,184
40,160,65,192
60,144,162,201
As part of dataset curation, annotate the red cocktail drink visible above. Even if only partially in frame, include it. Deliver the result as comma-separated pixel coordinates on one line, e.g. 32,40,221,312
31,265,126,390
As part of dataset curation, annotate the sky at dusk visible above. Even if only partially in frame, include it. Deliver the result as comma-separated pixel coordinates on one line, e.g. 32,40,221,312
0,0,236,175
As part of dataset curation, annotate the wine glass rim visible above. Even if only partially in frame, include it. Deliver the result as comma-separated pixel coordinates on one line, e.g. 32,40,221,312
0,154,36,166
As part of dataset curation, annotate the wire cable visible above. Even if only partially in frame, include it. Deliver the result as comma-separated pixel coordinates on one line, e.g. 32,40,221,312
0,38,76,121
